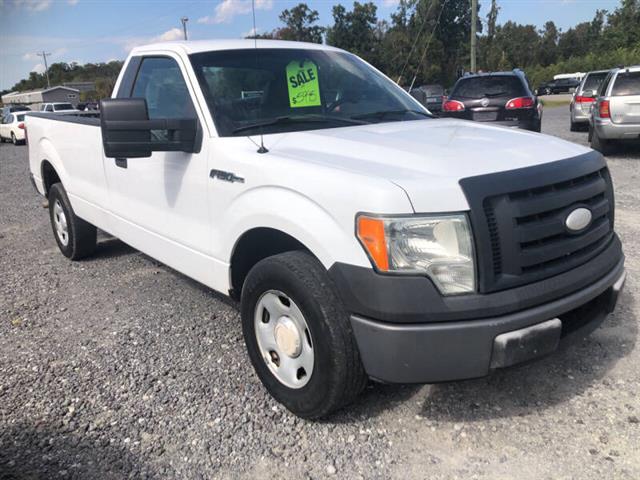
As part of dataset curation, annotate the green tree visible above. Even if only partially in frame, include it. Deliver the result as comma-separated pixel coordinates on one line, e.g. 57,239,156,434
537,21,559,66
326,2,380,64
276,3,324,43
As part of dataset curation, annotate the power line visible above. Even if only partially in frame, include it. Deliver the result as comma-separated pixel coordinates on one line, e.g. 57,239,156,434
395,0,438,84
408,0,450,91
37,51,51,88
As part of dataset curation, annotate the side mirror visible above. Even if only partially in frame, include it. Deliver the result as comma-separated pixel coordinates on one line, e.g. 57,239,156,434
100,98,200,159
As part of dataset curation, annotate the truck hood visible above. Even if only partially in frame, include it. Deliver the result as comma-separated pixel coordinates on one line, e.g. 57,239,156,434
263,118,591,212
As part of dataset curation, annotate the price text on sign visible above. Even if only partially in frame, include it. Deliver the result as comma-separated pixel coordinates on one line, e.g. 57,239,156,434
286,60,321,108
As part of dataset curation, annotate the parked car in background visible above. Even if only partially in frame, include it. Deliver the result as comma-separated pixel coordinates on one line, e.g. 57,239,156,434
440,69,542,131
537,77,580,95
589,65,640,154
417,84,445,114
1,105,31,117
40,102,77,113
570,69,610,131
0,112,27,145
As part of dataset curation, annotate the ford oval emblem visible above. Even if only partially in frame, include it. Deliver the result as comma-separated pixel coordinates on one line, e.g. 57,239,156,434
481,97,490,107
565,207,592,232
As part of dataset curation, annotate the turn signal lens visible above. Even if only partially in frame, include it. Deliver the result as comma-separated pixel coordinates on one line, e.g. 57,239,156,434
356,216,389,271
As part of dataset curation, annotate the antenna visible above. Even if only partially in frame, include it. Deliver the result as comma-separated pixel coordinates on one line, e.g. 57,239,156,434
252,0,268,154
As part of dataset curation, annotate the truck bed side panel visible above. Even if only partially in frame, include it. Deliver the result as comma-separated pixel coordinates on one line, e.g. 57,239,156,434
27,114,111,231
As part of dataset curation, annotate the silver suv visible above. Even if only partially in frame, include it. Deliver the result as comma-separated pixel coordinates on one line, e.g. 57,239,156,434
589,65,640,154
570,70,610,131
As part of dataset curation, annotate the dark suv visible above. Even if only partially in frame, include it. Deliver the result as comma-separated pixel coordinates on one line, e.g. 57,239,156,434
536,77,580,95
440,70,542,132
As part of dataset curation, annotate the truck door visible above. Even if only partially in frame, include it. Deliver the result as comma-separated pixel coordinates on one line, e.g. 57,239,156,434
103,54,212,276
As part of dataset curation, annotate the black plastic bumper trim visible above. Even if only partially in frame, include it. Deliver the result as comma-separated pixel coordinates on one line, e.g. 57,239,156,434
329,235,622,324
350,265,625,384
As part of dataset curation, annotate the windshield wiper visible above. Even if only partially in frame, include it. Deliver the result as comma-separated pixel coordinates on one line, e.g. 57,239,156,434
351,109,431,121
232,115,367,134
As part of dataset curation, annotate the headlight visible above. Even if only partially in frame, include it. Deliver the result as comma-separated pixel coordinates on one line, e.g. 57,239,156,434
356,213,476,295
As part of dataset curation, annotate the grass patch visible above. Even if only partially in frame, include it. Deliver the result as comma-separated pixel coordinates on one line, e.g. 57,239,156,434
540,99,571,108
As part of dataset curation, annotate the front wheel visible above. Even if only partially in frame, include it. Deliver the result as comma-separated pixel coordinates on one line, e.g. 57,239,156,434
240,251,367,419
48,183,97,260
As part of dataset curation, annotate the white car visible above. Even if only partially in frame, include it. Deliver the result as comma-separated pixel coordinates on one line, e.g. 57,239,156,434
0,111,27,144
26,40,626,418
40,102,77,113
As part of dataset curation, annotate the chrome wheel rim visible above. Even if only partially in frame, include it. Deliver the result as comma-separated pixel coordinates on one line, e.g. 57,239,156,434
254,290,314,389
53,200,69,246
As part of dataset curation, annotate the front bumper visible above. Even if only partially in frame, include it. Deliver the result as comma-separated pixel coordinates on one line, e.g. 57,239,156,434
349,263,625,383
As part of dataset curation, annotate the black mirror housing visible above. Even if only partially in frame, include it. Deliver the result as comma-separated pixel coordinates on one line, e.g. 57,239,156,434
100,98,200,159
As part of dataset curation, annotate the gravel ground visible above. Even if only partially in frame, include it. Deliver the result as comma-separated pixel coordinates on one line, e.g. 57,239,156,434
1,106,639,480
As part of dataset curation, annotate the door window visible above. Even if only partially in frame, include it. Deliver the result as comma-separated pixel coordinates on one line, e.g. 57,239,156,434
131,57,196,119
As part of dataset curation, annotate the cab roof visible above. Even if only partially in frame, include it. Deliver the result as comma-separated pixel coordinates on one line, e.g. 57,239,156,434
130,39,344,56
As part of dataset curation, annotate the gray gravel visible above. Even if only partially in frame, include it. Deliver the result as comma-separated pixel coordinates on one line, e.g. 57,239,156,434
1,106,639,479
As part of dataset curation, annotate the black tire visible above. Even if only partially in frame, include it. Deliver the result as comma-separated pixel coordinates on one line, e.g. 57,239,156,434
241,251,367,419
590,128,613,155
570,121,579,132
11,132,17,145
48,183,97,260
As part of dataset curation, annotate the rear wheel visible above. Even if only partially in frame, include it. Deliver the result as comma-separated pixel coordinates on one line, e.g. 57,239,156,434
240,251,367,419
48,183,97,260
11,132,17,145
590,128,613,155
570,121,579,132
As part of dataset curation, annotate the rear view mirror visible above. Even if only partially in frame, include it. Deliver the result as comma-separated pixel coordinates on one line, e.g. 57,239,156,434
100,98,200,158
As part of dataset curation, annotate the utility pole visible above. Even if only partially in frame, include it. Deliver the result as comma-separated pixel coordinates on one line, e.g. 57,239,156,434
37,51,51,88
181,17,189,41
470,0,477,73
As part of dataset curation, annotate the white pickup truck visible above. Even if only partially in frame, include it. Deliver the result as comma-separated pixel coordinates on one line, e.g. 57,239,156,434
27,40,626,419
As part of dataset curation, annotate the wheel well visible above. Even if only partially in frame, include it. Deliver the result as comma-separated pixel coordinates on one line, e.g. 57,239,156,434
230,228,311,300
41,161,60,196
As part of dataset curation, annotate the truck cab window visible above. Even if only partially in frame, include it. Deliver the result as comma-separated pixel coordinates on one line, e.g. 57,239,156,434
131,57,196,120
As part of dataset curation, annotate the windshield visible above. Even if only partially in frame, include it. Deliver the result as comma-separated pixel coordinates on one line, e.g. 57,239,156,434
452,76,526,99
190,48,428,137
53,103,74,111
582,72,608,92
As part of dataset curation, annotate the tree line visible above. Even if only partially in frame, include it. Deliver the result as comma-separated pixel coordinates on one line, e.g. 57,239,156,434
254,0,639,88
2,0,638,99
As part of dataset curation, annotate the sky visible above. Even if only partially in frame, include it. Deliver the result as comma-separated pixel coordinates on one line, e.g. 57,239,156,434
0,0,622,91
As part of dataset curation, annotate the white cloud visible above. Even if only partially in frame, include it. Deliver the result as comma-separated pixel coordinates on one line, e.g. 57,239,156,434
22,47,67,62
31,63,45,73
12,0,52,11
68,0,79,5
123,27,184,52
198,0,273,25
242,27,259,38
152,27,184,42
381,0,399,6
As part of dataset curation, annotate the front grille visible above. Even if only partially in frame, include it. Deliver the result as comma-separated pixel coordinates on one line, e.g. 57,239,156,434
460,152,615,293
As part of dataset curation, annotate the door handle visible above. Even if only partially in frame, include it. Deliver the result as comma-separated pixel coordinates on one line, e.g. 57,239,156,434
115,157,127,169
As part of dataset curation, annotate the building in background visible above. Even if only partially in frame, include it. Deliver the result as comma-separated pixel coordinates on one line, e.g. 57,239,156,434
1,86,80,110
63,81,96,93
